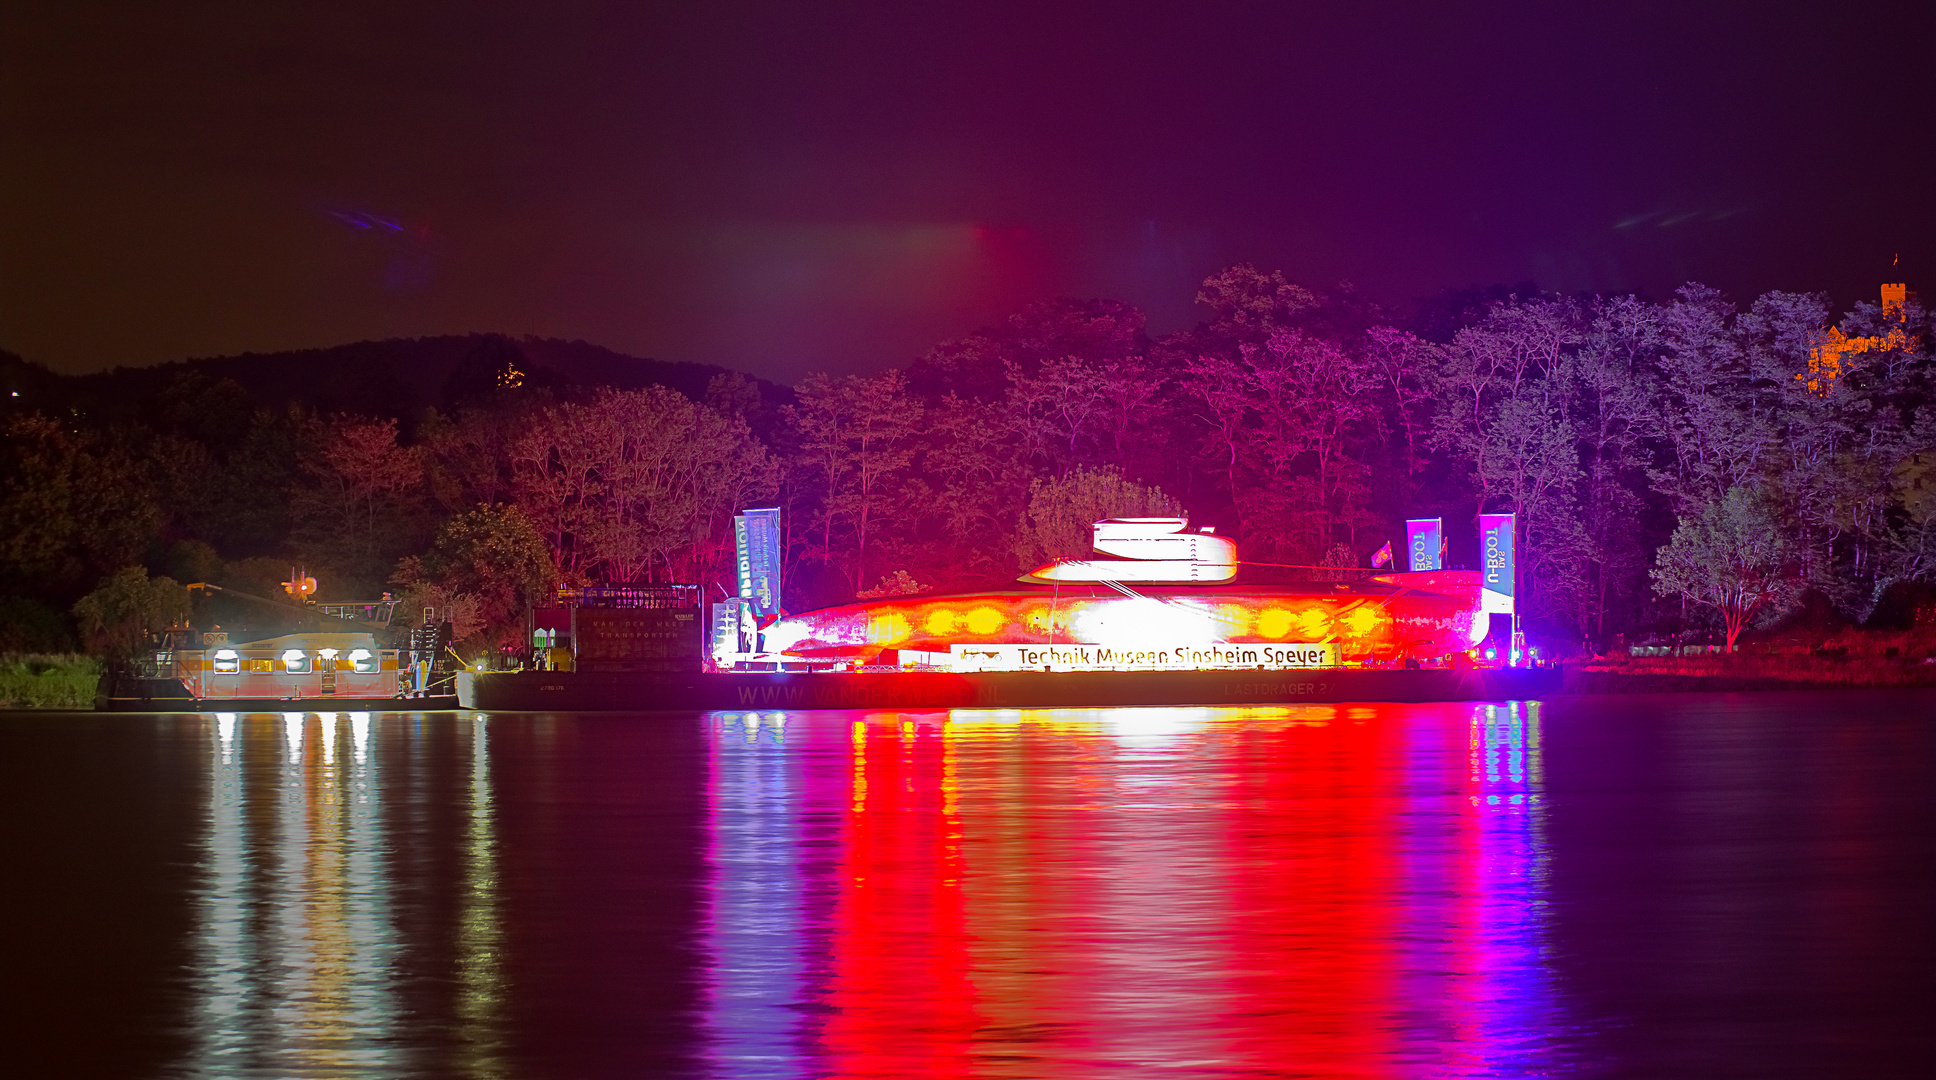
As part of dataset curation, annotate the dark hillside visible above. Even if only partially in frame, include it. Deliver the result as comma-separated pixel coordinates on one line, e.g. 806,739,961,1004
0,336,789,431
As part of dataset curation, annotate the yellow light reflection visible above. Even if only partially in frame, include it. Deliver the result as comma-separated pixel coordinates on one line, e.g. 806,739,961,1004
964,607,1006,635
1257,608,1294,639
869,610,912,646
454,716,508,1078
1343,605,1386,636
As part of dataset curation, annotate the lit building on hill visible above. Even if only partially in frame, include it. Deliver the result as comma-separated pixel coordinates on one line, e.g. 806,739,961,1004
1802,282,1918,395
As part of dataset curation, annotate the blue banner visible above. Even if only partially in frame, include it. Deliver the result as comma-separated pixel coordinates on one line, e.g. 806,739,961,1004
734,507,784,617
1478,513,1515,613
1405,518,1443,572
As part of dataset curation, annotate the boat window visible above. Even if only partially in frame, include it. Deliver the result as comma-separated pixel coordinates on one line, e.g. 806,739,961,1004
348,648,377,673
281,649,310,673
212,649,240,673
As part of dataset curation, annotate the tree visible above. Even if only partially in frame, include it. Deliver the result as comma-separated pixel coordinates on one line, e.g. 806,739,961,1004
1566,296,1661,643
704,371,764,425
786,370,921,590
288,414,428,588
1650,486,1800,651
1184,327,1379,562
199,405,304,555
905,298,1151,404
393,504,557,649
1647,284,1775,508
506,386,774,588
0,415,162,600
1195,264,1318,335
880,393,1032,590
72,567,191,658
1361,327,1439,494
1426,298,1587,633
1014,467,1181,571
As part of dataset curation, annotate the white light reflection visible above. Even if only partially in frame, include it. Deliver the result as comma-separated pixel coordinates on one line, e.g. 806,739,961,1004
1109,706,1208,748
349,712,370,767
454,715,507,1075
192,712,400,1074
281,711,304,761
1071,597,1221,649
321,713,338,767
197,712,247,1062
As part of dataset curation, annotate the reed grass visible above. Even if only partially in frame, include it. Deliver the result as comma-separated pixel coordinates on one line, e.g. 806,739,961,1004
0,653,102,709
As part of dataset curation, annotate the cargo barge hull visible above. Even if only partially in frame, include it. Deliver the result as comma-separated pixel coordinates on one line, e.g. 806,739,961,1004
99,676,459,712
457,665,1562,712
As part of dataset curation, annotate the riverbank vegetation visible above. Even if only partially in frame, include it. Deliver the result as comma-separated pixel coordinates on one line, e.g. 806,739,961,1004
0,654,100,709
3,268,1930,658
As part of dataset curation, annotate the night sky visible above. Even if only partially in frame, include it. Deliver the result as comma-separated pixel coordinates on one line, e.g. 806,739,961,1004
4,1,1931,382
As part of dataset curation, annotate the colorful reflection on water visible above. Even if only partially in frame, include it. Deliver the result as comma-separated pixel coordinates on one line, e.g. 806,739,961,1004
20,696,1926,1077
703,702,1568,1078
191,712,509,1077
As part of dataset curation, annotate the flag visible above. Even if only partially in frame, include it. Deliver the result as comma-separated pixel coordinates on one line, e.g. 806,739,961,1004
1371,540,1393,568
1405,518,1443,571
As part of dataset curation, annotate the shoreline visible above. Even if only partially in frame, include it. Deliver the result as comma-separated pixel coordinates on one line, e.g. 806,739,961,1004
1562,656,1936,694
11,661,1936,711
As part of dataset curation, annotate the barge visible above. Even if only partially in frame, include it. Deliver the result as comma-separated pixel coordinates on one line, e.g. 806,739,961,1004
459,515,1560,712
99,587,460,711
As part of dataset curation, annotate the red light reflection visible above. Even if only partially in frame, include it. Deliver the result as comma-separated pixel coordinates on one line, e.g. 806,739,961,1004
704,703,1561,1076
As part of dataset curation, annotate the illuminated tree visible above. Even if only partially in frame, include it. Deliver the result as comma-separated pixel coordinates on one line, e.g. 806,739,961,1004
854,392,1031,591
1427,298,1588,629
506,386,774,588
1014,466,1181,570
1185,326,1377,562
1650,485,1800,651
1648,284,1773,508
786,370,921,591
1361,326,1440,493
1566,296,1662,641
420,403,522,511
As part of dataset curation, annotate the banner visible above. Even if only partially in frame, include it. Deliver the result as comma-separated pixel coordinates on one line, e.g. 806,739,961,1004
948,641,1339,673
734,507,784,617
1405,518,1443,572
1478,513,1516,614
710,597,754,663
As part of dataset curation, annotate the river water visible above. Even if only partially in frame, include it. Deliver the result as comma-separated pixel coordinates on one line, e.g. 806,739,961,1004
3,693,1932,1078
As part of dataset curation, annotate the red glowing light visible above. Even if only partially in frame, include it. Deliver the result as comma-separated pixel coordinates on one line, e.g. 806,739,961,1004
759,572,1489,668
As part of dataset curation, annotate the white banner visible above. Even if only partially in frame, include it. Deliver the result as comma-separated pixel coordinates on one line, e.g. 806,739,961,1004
948,642,1339,672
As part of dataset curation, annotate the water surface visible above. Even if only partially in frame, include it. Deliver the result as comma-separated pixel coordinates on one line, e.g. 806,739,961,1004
3,694,1931,1077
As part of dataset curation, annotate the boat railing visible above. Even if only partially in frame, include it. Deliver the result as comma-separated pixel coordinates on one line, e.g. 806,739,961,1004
558,584,703,609
317,600,398,625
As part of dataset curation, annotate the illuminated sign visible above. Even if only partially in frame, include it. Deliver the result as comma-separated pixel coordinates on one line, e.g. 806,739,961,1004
710,597,755,664
1405,518,1442,572
1478,513,1515,614
734,508,783,617
949,642,1339,672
